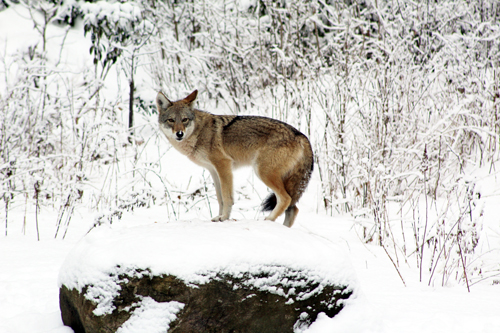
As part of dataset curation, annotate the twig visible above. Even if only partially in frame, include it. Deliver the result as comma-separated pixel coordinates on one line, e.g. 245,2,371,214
457,236,471,292
382,243,406,287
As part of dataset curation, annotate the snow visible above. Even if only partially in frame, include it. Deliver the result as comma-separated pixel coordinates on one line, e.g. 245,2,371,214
116,297,184,333
0,236,75,333
3,208,500,332
58,219,357,318
59,220,355,286
80,1,143,31
1,2,500,333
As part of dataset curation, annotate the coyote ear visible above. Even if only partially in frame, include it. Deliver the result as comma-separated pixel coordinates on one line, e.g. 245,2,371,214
156,91,172,111
184,90,198,106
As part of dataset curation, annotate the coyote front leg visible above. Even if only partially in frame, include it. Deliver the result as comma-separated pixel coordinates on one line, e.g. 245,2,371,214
210,159,234,221
208,168,223,217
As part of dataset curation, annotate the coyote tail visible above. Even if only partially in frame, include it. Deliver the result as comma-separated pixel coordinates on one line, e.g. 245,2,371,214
262,192,278,212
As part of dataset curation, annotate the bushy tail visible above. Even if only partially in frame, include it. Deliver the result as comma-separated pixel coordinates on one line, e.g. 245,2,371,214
262,193,277,212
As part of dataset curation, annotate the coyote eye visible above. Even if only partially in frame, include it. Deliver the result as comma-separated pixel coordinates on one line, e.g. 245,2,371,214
167,119,175,123
182,118,189,123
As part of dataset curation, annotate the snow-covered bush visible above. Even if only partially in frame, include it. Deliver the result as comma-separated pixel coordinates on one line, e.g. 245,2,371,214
1,0,499,286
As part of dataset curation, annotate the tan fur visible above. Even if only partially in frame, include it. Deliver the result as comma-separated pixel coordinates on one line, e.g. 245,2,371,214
156,90,313,227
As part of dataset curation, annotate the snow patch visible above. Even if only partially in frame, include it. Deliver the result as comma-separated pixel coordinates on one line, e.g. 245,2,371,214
117,297,184,333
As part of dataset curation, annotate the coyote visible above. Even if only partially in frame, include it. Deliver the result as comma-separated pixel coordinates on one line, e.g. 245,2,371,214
156,90,313,227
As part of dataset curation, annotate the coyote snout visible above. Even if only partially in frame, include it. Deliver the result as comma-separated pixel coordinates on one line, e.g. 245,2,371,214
156,90,313,227
175,131,184,141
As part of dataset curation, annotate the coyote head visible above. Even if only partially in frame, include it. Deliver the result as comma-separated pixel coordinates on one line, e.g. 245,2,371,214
156,90,197,142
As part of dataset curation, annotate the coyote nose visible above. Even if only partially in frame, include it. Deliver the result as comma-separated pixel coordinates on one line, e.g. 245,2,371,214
176,131,184,140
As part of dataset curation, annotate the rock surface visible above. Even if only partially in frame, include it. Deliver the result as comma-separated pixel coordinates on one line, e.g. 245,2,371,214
58,220,357,332
60,266,352,333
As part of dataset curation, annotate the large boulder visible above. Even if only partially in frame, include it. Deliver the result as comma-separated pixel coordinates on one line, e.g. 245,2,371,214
59,220,357,332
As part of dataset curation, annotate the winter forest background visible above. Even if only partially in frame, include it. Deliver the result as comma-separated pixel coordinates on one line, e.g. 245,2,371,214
1,0,500,292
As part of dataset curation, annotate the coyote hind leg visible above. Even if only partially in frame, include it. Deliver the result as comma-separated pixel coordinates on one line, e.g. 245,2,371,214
259,174,291,222
283,205,299,227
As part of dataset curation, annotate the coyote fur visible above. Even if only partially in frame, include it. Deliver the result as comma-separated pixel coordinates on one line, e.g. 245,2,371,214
156,90,313,227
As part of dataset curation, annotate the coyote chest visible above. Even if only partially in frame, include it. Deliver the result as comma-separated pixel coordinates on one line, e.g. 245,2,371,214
164,134,197,158
156,90,313,228
171,137,212,168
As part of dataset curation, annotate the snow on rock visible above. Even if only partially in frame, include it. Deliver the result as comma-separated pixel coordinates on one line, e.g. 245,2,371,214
59,219,357,290
58,219,358,332
116,297,184,333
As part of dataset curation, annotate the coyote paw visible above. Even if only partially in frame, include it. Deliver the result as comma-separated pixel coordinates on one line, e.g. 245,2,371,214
211,214,229,222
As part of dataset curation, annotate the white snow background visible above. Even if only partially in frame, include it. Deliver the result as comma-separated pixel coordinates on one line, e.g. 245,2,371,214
1,2,500,333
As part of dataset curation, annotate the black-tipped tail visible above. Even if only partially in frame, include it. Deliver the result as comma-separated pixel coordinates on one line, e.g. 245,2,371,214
261,193,277,212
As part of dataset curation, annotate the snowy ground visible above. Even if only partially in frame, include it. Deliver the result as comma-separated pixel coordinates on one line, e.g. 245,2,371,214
1,3,500,333
2,204,500,333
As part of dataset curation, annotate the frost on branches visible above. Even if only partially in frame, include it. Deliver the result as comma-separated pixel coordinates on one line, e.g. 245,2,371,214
1,0,499,286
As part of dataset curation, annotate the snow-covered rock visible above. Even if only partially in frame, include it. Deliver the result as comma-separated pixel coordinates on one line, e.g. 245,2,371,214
58,220,357,332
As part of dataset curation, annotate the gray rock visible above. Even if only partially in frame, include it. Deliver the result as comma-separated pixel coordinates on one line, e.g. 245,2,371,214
60,266,352,333
58,221,357,332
